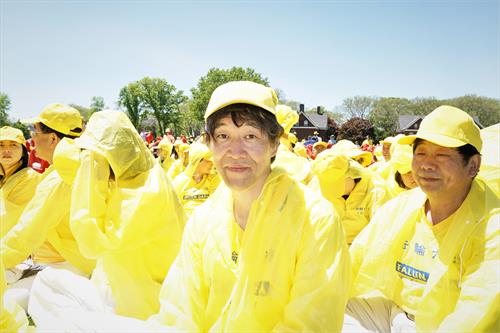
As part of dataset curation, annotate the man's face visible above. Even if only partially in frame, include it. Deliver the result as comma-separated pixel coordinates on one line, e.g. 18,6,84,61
0,140,23,169
412,141,479,197
314,145,326,155
31,123,58,163
208,115,278,193
382,143,391,161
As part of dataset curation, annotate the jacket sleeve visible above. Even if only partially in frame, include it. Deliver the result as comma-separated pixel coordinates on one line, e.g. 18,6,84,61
148,213,209,331
69,150,115,259
272,206,351,333
0,172,70,269
437,213,500,332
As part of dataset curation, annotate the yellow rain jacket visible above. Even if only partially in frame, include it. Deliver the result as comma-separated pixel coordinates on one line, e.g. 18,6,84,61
172,142,220,217
68,110,185,320
310,153,387,245
0,167,40,237
0,162,95,274
151,167,350,332
350,179,500,332
156,138,175,173
479,123,499,195
167,143,190,180
385,143,414,200
272,144,312,184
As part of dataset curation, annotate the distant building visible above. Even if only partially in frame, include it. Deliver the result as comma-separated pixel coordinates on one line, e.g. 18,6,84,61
292,111,329,140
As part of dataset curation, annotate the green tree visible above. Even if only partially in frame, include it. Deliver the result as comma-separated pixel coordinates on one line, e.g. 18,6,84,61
406,97,441,116
90,96,105,113
118,82,145,130
138,77,187,135
341,96,376,119
70,104,94,122
370,97,411,141
444,95,500,127
0,92,11,126
190,67,269,123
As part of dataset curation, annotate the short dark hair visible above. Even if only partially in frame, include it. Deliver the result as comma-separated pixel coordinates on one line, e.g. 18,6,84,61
394,171,409,190
38,122,80,140
413,138,480,165
204,104,283,146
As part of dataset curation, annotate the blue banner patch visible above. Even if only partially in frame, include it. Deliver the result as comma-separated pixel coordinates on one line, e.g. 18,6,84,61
396,261,430,284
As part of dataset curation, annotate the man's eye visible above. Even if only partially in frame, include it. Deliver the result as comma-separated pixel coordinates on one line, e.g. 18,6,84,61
215,133,228,140
245,134,257,140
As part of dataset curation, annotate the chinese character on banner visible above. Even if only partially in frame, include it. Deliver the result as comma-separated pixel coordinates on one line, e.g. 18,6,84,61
415,243,426,256
432,249,438,259
403,240,409,250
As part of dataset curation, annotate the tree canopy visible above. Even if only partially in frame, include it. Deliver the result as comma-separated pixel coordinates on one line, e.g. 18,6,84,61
190,67,269,123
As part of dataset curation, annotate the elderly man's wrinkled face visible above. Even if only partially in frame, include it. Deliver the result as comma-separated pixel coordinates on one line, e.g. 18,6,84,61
412,141,479,197
209,115,278,193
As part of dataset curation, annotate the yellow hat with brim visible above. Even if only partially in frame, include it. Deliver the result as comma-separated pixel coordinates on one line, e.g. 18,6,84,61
391,143,413,174
23,103,83,137
331,139,372,167
0,126,26,147
381,136,395,145
311,151,349,183
313,141,328,149
398,105,482,152
204,81,278,119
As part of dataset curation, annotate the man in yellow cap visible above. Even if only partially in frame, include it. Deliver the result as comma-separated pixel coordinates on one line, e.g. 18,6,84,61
345,106,499,332
151,81,350,332
1,103,94,310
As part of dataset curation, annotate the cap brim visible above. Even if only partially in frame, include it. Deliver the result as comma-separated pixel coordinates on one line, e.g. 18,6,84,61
205,99,275,119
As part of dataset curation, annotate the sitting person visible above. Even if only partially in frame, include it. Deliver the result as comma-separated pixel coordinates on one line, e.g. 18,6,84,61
345,106,499,332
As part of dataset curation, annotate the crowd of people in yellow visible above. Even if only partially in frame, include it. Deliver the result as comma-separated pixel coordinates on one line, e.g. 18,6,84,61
0,81,498,332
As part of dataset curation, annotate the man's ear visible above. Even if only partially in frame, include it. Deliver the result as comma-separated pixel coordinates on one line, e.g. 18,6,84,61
467,154,481,177
50,133,61,148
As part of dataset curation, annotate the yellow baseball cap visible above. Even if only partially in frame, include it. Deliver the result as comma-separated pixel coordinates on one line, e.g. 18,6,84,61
391,143,413,174
0,126,26,147
380,136,395,145
313,141,328,149
204,81,278,119
23,103,83,137
398,105,482,152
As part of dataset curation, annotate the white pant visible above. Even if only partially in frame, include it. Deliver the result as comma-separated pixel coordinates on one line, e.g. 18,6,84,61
28,268,166,332
343,297,416,333
4,261,84,311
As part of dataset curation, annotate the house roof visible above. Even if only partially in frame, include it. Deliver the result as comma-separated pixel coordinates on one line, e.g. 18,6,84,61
398,115,421,131
301,112,328,130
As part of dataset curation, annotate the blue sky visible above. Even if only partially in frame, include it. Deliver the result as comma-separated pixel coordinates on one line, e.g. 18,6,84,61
1,0,498,120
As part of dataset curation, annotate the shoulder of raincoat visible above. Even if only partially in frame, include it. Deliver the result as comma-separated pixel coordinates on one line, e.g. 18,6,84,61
151,167,350,332
69,110,186,320
272,145,312,184
0,167,41,237
350,178,500,332
0,166,95,274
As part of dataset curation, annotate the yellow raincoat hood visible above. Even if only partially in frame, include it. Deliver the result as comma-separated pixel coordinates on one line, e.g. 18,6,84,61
182,141,212,178
74,110,155,181
275,105,299,134
331,140,373,167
